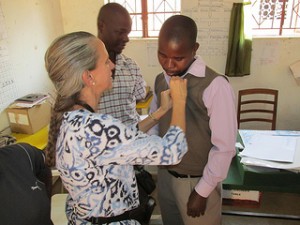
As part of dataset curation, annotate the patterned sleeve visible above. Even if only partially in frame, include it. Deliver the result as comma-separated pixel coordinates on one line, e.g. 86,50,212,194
93,114,187,166
59,111,187,167
107,125,187,166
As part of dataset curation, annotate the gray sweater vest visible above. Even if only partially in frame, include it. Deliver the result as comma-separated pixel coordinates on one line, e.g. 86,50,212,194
154,67,227,175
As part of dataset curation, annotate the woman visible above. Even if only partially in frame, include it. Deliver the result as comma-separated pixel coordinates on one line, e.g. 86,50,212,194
45,31,187,225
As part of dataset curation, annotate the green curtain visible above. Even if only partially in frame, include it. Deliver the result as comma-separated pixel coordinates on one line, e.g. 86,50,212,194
225,3,252,77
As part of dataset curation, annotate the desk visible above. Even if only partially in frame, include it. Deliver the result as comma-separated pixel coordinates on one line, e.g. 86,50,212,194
222,130,300,220
12,125,48,149
136,95,153,115
223,154,300,194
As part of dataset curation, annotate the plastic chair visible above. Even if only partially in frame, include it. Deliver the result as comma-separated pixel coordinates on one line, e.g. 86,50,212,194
51,193,68,225
237,88,278,130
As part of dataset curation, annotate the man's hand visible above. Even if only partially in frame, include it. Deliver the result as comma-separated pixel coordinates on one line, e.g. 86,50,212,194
187,189,207,217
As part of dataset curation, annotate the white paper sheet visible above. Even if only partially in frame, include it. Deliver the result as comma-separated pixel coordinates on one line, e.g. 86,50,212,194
239,134,297,162
238,130,300,171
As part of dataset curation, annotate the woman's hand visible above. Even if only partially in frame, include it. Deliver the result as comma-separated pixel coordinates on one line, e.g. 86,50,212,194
168,77,187,132
159,77,187,113
138,77,187,133
169,76,187,103
160,90,172,113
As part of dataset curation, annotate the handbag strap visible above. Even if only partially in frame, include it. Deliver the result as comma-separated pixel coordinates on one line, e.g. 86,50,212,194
18,144,34,171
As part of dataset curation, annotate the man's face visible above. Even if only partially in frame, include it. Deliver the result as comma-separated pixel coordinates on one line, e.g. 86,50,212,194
100,15,132,54
157,37,196,77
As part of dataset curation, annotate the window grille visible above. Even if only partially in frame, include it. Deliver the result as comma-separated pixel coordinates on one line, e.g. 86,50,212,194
106,0,181,38
249,0,300,36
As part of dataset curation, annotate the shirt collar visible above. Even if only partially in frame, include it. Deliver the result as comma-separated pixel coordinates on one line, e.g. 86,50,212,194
114,53,121,63
163,56,206,83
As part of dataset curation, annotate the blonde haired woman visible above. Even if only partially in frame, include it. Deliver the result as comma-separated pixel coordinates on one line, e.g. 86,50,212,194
45,31,187,225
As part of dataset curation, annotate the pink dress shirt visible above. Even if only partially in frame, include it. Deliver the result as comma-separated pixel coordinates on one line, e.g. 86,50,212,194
149,56,237,197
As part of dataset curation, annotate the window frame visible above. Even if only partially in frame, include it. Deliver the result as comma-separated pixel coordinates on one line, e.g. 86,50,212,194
105,0,181,38
246,0,300,37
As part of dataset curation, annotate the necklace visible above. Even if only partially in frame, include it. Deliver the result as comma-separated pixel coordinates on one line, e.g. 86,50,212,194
75,102,95,113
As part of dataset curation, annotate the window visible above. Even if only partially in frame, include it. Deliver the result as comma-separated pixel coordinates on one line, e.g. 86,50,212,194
246,0,300,36
105,0,181,38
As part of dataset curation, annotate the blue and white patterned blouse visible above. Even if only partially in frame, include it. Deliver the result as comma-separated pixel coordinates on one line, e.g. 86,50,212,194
56,109,187,225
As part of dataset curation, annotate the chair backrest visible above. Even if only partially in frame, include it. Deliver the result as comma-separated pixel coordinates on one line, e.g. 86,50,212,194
237,88,278,130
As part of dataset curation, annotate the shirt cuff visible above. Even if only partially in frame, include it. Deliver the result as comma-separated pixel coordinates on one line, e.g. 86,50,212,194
194,178,215,198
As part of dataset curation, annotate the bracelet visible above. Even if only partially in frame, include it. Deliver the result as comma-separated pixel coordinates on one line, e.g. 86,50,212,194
149,113,158,122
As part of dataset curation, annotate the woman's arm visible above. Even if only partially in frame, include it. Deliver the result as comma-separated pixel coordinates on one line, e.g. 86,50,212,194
138,89,171,132
138,77,187,133
169,77,187,133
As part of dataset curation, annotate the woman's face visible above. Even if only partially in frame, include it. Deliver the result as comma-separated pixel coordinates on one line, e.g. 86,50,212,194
91,39,115,93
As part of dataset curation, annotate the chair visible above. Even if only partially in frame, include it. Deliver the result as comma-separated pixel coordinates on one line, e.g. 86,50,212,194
51,193,68,225
237,88,278,130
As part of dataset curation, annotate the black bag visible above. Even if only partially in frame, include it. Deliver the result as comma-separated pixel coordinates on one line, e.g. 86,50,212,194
0,143,53,225
130,183,156,225
134,166,156,195
131,166,156,225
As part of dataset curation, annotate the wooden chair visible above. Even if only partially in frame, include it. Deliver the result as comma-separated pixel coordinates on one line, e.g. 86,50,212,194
237,88,278,130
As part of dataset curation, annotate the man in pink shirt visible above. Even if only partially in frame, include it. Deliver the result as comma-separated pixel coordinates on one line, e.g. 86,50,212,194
149,15,237,225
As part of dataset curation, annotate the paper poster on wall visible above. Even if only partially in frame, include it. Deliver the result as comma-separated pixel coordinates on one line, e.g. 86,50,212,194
182,0,232,57
0,3,18,113
181,0,198,11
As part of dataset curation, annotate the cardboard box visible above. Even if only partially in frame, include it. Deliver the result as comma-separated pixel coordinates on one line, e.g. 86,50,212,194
6,102,51,134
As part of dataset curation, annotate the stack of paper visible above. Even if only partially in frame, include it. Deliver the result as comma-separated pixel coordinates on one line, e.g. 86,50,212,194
237,130,300,172
14,93,48,108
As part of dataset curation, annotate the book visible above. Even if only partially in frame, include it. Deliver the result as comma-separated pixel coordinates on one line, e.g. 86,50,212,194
222,189,261,207
14,93,48,107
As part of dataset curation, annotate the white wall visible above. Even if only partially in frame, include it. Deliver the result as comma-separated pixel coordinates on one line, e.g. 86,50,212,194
0,0,64,132
59,0,103,35
230,38,300,130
